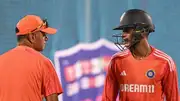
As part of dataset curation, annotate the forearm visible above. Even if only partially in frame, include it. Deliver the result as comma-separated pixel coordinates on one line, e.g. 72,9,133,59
46,94,59,101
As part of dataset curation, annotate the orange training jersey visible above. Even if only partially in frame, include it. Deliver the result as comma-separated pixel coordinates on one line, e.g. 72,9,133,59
0,46,63,101
102,46,179,101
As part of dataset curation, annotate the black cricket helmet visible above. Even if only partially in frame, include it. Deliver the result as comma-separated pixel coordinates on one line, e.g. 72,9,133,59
113,9,155,32
113,9,155,51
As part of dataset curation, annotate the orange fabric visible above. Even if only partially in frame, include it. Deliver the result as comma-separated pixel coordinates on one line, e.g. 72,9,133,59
0,46,63,101
102,47,179,101
16,15,57,35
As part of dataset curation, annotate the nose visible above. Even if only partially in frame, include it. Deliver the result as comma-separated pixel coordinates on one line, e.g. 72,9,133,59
122,32,128,38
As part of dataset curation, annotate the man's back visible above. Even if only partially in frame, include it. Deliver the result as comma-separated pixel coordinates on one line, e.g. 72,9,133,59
0,46,48,101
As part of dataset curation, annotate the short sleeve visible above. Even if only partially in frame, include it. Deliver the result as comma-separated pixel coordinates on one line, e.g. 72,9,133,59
162,61,179,101
102,58,119,101
41,58,63,97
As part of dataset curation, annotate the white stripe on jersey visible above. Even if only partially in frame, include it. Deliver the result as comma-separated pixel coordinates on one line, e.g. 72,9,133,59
155,49,175,71
153,50,175,72
155,49,175,68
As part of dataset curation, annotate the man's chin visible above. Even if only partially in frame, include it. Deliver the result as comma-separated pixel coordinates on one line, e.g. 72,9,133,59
124,43,131,48
36,47,45,52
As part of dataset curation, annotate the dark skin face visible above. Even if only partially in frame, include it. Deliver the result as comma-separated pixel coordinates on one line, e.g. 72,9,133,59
18,31,48,52
32,31,48,51
121,28,134,48
121,28,152,59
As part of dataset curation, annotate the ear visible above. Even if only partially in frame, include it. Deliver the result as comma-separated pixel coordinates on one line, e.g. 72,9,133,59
27,33,36,43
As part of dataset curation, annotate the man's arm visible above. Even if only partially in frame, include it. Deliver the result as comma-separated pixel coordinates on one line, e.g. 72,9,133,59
46,94,59,101
102,58,119,101
162,60,179,101
41,58,63,99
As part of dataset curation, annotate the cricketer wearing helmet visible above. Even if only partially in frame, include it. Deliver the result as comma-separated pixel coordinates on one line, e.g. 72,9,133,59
102,9,179,101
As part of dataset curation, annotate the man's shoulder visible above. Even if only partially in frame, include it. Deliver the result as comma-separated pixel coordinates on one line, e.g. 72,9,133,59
35,52,48,60
14,46,49,61
152,47,176,71
30,50,50,62
112,49,130,60
17,46,48,60
0,47,17,59
152,47,174,62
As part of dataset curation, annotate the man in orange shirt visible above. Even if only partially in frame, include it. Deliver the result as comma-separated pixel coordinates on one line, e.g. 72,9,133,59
102,9,179,101
0,15,63,101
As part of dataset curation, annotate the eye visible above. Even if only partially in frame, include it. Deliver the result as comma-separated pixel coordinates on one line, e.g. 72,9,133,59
42,33,46,37
40,31,46,37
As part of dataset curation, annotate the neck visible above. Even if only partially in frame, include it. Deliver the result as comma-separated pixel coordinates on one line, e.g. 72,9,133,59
131,39,151,59
17,40,33,49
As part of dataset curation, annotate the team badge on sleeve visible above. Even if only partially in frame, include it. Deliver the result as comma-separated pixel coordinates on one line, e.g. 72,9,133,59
146,70,155,79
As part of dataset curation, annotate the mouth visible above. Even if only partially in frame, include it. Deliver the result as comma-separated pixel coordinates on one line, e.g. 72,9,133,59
122,38,131,48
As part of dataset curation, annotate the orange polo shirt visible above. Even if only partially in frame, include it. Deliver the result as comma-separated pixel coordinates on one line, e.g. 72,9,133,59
102,47,179,101
0,46,63,101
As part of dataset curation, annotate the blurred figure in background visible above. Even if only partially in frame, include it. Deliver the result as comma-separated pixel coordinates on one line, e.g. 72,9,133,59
0,15,63,101
102,9,179,101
